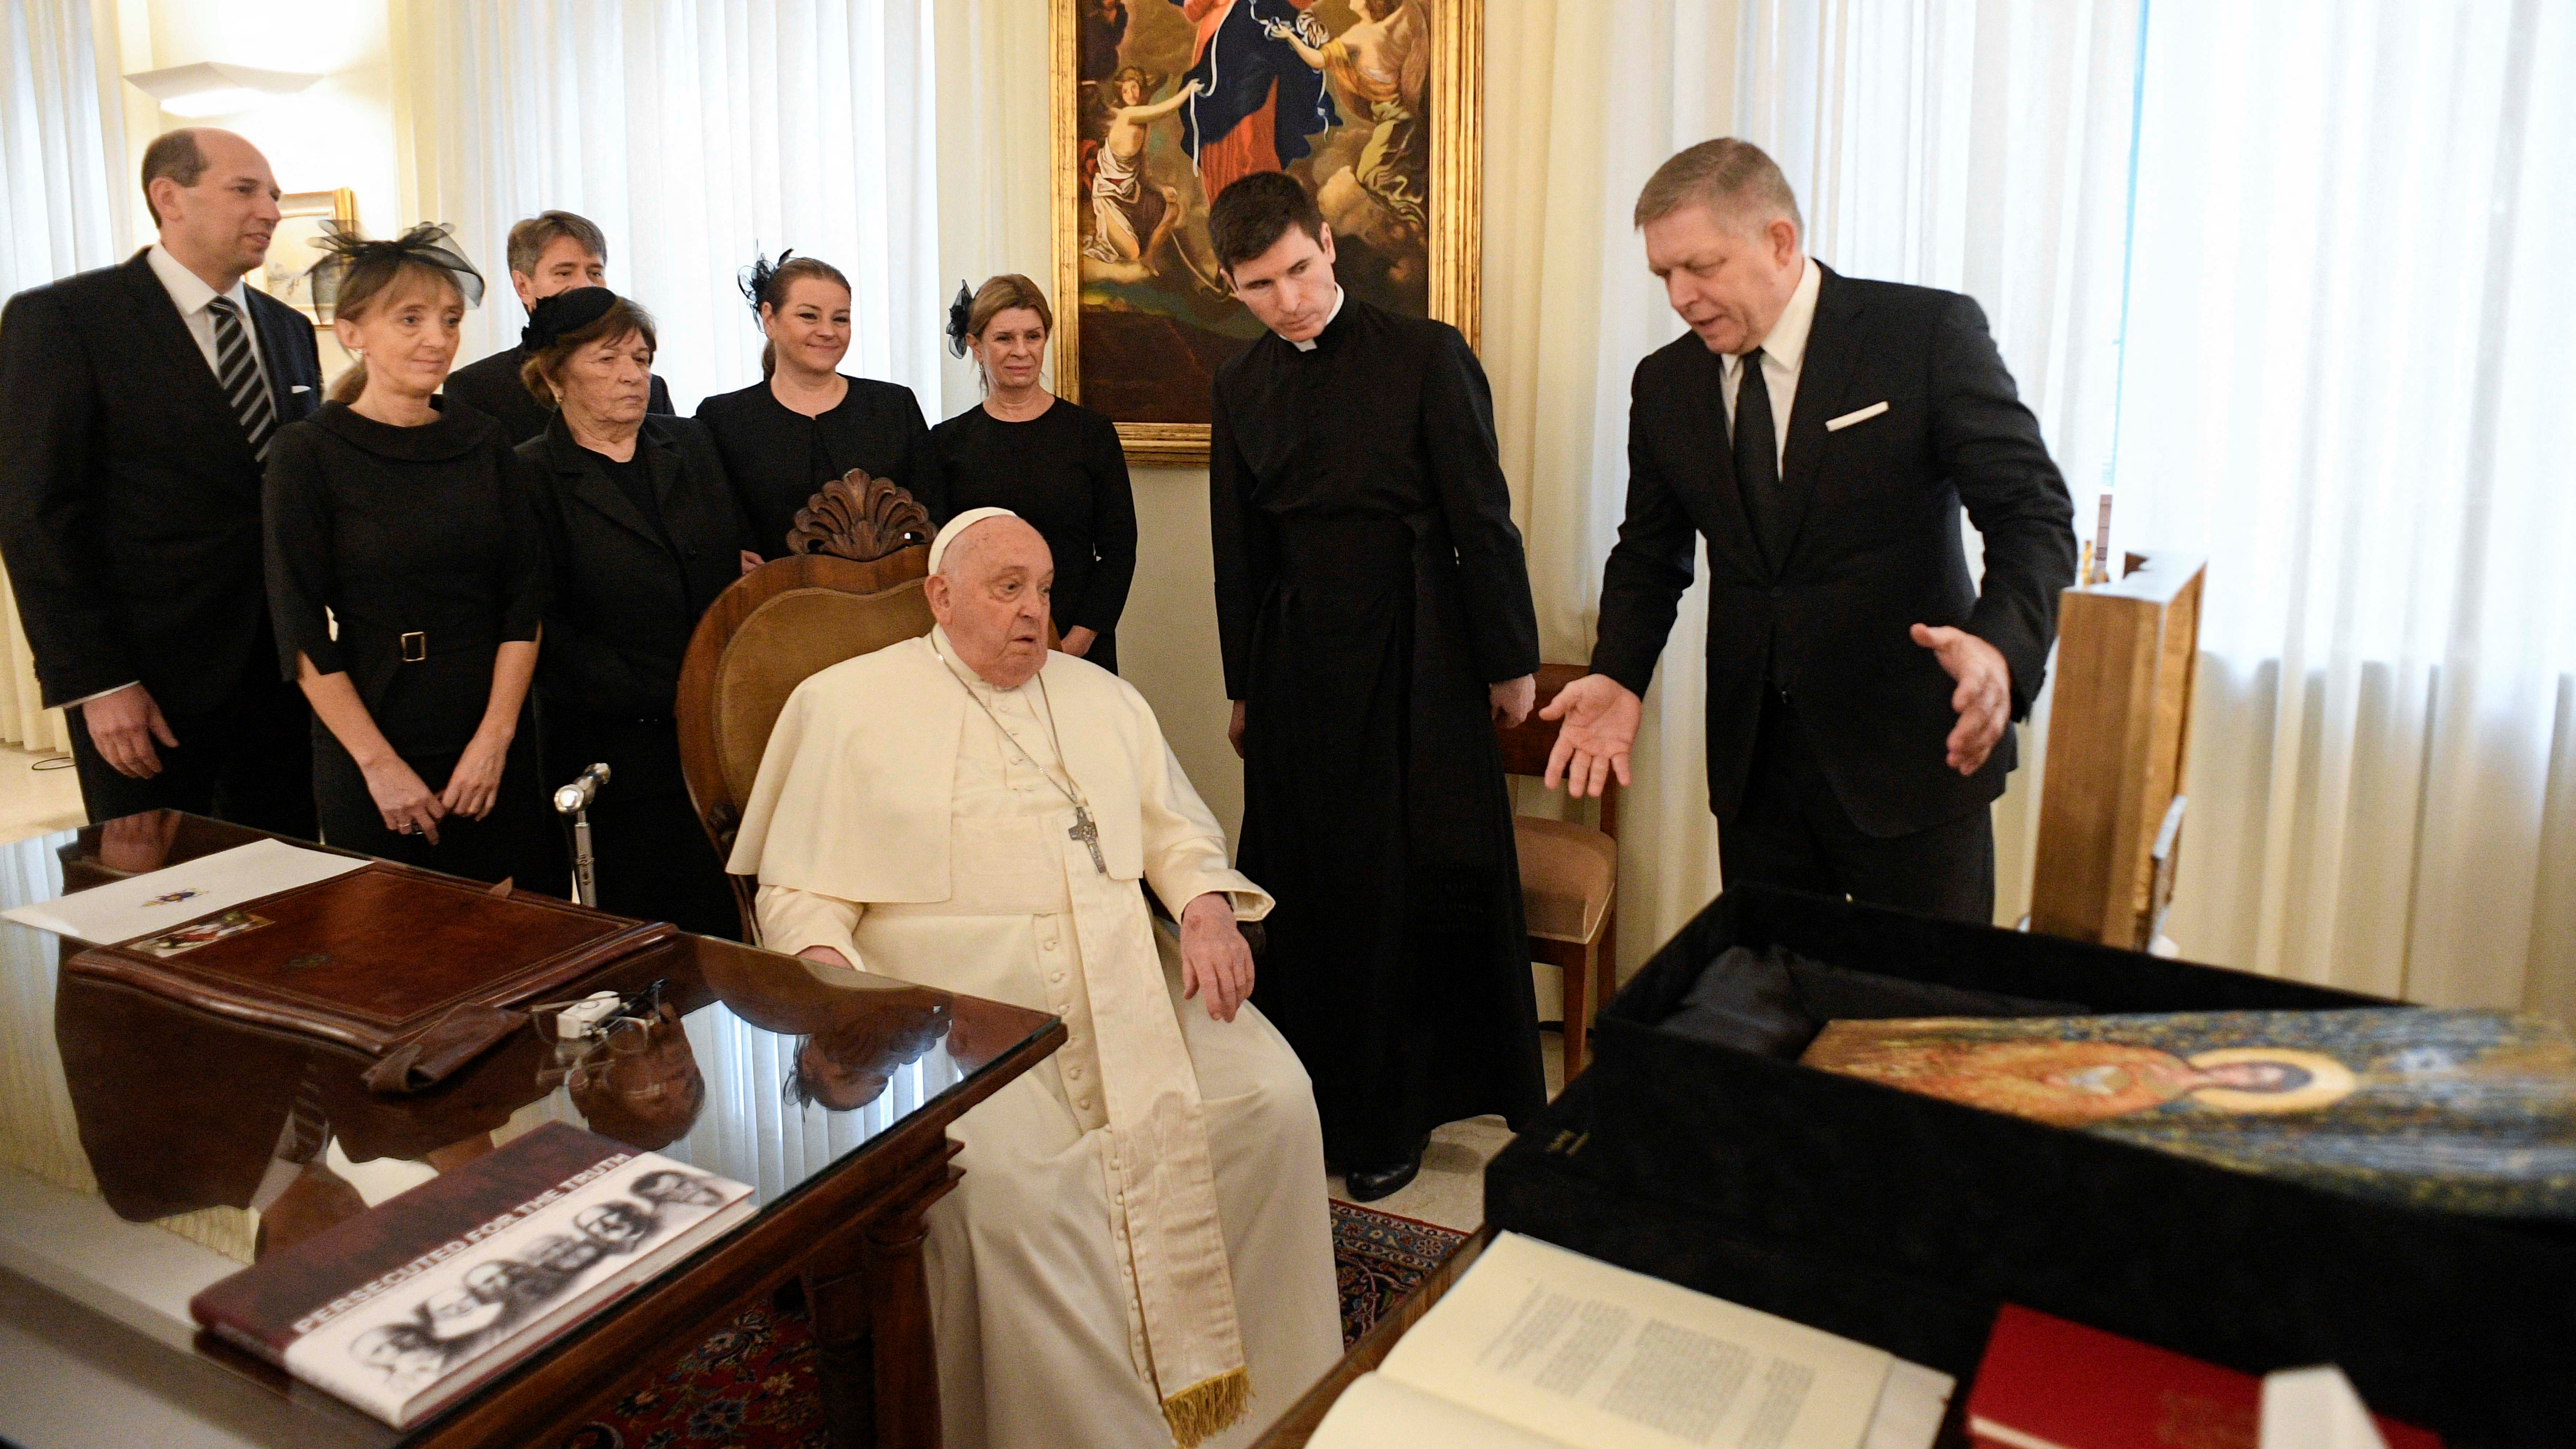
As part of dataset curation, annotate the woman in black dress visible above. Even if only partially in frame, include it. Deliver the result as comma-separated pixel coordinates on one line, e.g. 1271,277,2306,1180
694,253,939,557
515,287,758,938
263,226,562,891
931,275,1137,672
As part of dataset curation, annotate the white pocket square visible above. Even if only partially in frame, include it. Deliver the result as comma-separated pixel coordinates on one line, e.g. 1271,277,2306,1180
290,384,313,394
1826,400,1889,432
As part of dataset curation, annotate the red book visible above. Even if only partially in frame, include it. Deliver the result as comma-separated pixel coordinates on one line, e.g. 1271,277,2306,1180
1966,1305,2440,1449
190,1122,754,1428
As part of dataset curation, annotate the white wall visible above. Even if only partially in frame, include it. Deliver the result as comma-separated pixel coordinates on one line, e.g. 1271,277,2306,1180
113,0,399,230
108,0,399,379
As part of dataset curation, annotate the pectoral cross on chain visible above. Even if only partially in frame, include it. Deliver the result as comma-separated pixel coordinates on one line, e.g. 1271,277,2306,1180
1068,804,1108,875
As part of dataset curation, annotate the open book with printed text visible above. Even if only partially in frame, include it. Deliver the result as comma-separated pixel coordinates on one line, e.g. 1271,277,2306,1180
1309,1233,1953,1449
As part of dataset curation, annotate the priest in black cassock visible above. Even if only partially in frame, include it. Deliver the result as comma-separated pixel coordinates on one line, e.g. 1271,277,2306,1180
1207,172,1544,1201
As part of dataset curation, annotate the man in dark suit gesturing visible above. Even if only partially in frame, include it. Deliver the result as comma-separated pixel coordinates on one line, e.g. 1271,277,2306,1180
0,128,323,834
1543,140,2075,920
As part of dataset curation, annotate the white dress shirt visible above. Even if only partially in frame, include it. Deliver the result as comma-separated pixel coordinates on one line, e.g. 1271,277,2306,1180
1718,255,1823,471
146,242,270,392
1287,286,1347,352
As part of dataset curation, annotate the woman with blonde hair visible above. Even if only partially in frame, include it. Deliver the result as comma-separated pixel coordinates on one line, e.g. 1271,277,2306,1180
262,225,559,889
931,274,1137,671
694,252,938,557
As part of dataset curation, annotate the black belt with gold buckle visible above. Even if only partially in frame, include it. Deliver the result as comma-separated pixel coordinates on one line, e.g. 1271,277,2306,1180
399,631,428,663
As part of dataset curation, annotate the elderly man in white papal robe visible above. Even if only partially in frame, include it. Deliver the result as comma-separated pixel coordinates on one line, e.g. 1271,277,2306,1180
727,508,1342,1449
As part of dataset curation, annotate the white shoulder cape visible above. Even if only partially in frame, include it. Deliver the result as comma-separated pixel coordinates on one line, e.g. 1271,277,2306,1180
725,635,1153,902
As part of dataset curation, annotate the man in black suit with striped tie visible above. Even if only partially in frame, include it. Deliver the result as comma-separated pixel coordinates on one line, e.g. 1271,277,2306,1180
0,128,324,834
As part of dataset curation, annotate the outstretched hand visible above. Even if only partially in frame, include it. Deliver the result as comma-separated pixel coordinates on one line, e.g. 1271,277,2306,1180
1911,623,2011,775
1179,891,1254,1023
1539,673,1641,799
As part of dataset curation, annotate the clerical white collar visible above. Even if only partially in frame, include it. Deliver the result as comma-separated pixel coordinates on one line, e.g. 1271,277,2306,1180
929,625,1030,696
1288,286,1346,352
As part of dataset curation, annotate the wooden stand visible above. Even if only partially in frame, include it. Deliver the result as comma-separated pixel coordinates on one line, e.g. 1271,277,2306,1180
2029,551,2207,950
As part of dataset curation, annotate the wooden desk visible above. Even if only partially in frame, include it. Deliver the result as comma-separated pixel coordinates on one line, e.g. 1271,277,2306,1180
0,812,1062,1449
1250,1229,1489,1449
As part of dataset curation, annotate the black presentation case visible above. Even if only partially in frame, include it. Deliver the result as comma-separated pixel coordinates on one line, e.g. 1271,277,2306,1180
1483,884,2576,1449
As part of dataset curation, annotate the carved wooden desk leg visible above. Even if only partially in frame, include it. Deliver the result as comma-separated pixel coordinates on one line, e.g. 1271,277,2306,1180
865,1168,958,1447
806,1251,880,1449
804,1149,964,1449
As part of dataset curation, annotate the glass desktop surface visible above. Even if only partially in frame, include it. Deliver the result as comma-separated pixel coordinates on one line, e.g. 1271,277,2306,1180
0,814,1054,1448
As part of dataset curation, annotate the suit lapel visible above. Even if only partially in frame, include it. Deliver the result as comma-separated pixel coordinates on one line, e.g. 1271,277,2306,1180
642,428,687,523
1774,265,1862,572
245,289,318,425
547,426,668,549
1671,342,1767,578
117,253,261,482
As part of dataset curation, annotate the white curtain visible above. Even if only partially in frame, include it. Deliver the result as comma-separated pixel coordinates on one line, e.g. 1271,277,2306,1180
1482,0,1741,978
395,0,945,417
2109,0,2576,1010
1728,0,2142,933
1487,0,2138,977
1725,0,2576,1010
0,0,125,755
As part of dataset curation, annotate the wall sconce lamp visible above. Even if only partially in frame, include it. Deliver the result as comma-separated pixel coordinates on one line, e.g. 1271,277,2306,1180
125,61,322,119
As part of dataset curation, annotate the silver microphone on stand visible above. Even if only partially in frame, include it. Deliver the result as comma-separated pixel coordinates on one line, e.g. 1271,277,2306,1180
552,763,612,908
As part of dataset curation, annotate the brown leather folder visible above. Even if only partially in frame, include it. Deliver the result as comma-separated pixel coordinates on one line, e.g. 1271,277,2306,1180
61,861,676,1055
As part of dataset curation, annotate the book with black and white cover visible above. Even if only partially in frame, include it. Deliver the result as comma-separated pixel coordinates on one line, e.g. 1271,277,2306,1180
1309,1233,1954,1449
189,1121,755,1428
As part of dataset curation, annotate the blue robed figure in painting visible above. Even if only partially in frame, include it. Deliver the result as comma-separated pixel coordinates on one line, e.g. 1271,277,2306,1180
1169,0,1340,201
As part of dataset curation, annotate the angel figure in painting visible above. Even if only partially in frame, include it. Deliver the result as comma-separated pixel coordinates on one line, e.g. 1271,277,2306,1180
1264,0,1430,268
1082,69,1206,287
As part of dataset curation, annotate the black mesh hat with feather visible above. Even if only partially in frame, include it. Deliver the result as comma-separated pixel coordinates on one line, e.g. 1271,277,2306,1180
304,222,486,320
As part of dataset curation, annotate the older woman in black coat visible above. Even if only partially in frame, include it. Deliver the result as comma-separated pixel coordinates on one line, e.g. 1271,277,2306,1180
515,288,756,937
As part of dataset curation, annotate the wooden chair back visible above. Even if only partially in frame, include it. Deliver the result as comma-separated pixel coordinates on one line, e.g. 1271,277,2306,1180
1493,663,1622,1078
1492,664,1624,839
676,470,936,939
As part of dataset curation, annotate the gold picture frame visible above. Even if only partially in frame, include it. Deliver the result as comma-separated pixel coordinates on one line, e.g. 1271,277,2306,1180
253,188,360,325
1050,0,1483,466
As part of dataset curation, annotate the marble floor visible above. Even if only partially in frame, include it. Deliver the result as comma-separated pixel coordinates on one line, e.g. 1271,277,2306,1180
0,740,1562,1233
1324,1037,1568,1233
0,745,87,841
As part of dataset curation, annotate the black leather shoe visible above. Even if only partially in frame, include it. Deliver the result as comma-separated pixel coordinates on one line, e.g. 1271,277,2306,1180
1343,1141,1427,1203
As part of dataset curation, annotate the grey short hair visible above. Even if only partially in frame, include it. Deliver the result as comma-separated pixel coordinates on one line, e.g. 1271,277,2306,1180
505,210,609,278
1633,139,1804,238
140,129,210,226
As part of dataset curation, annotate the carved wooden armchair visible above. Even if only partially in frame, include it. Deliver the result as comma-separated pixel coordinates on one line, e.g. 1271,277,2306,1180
676,470,937,943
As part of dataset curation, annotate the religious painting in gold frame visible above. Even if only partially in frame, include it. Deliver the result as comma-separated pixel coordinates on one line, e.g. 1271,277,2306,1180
253,188,361,325
1050,0,1483,465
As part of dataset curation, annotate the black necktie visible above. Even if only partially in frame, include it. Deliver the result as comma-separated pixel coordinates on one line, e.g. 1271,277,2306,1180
206,295,280,464
1731,346,1784,567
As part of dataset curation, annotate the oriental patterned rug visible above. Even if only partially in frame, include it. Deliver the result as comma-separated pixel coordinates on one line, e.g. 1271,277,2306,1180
553,1202,1471,1449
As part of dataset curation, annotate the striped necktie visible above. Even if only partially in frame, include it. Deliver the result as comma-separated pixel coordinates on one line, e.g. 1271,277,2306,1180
205,295,279,463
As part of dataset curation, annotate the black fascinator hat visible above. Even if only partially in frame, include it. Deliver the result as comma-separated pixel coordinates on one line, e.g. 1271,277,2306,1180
523,288,621,352
306,222,485,319
738,250,792,315
945,281,974,358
